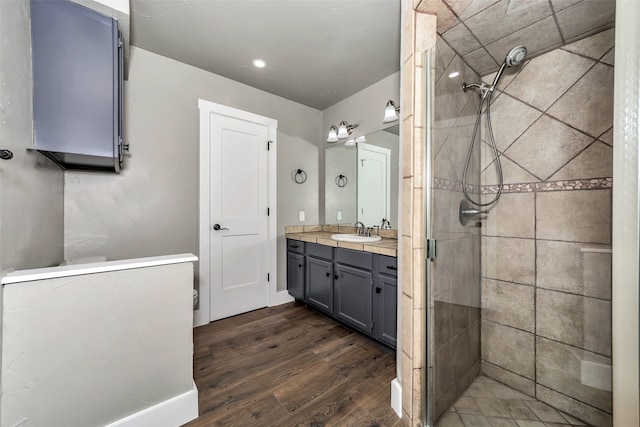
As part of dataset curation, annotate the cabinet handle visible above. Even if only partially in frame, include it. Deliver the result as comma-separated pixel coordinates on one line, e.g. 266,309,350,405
291,245,300,248
386,265,397,270
326,272,331,277
376,287,382,294
299,264,304,268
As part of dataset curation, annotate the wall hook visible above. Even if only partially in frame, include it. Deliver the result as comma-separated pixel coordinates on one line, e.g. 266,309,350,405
335,174,348,188
292,169,307,184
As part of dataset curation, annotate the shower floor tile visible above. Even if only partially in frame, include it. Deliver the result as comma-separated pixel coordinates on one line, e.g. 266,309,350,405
436,376,590,427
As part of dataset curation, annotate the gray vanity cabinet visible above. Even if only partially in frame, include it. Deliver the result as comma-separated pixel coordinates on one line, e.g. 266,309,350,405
374,254,398,348
286,239,397,349
305,243,334,315
287,240,305,299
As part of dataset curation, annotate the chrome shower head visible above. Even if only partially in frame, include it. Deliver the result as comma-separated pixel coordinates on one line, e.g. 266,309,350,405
505,45,527,67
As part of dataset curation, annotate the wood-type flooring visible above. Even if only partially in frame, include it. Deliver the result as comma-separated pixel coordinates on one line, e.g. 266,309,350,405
185,301,401,427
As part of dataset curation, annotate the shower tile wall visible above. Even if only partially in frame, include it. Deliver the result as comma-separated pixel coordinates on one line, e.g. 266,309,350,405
431,34,482,421
480,29,614,427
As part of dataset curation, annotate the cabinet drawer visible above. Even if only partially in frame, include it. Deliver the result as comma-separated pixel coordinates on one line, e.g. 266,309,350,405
287,239,305,254
335,248,372,270
306,242,333,260
377,255,398,277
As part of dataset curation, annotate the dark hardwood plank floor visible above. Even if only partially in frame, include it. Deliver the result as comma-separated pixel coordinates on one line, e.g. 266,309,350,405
185,301,402,427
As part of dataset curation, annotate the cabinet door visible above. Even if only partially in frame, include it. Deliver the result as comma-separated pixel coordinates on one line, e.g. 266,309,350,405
287,252,305,299
335,265,373,334
375,274,397,348
306,257,334,314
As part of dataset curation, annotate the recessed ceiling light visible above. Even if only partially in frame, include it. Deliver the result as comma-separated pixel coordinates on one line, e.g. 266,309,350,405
448,71,460,78
252,59,266,68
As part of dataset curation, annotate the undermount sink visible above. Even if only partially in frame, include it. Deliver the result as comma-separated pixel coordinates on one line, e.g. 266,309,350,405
330,233,382,243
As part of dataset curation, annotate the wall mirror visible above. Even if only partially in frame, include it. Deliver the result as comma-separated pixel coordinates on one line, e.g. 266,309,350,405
324,124,399,228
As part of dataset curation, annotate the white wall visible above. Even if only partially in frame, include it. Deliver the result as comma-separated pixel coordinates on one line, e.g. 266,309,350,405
320,72,400,223
0,0,65,273
64,47,322,293
1,260,195,426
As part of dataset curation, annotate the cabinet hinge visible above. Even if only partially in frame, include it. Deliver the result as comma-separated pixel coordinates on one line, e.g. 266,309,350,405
267,207,270,216
427,238,437,260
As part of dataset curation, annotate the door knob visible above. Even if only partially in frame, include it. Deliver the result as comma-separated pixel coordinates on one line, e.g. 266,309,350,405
0,149,13,160
212,224,229,231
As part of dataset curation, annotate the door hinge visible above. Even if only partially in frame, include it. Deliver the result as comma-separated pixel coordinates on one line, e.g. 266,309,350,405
267,140,273,151
427,238,437,260
267,207,270,216
267,273,270,282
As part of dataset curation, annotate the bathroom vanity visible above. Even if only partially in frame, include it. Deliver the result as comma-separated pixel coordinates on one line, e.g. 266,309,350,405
286,226,397,349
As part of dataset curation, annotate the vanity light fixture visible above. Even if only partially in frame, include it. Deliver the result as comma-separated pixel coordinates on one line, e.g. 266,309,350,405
337,120,358,139
327,125,339,143
382,100,400,123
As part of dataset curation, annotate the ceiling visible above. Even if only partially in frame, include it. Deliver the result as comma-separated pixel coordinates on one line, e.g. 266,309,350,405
129,0,401,111
417,0,616,76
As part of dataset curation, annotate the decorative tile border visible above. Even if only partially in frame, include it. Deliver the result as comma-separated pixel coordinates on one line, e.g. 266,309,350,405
481,178,613,194
433,177,481,193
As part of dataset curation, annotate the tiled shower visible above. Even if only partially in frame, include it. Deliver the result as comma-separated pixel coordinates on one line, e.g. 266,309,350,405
424,6,614,427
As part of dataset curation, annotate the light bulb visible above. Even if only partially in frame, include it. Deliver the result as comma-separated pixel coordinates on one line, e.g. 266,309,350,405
327,126,339,143
337,121,350,139
382,100,399,123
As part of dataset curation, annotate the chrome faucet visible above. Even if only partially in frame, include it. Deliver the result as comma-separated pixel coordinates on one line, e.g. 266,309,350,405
354,221,366,235
381,218,391,229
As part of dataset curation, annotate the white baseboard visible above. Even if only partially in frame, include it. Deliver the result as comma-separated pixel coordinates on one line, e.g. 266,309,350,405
193,309,208,328
105,381,199,427
269,289,294,306
391,377,402,418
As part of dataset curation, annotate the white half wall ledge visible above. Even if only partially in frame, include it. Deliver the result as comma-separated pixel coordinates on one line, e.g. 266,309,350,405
104,381,198,427
1,253,198,285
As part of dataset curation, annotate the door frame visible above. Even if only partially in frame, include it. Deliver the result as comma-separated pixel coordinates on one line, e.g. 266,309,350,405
195,99,278,327
357,142,391,225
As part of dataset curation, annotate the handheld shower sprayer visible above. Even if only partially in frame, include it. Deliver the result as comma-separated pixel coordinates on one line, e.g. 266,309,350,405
460,45,527,208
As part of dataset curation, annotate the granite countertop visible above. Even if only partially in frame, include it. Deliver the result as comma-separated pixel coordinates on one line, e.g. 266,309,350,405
285,225,398,257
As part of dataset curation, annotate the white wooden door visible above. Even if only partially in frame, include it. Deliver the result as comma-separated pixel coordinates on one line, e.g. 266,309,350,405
209,114,269,321
357,142,391,227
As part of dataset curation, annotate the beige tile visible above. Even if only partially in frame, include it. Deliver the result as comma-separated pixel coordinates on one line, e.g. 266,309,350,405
485,93,543,154
536,385,612,427
413,249,425,308
599,127,613,146
415,12,437,57
483,193,535,238
474,397,510,417
464,0,553,45
463,47,501,76
403,55,416,121
402,292,414,358
285,225,304,233
548,64,614,139
550,141,613,180
457,0,499,20
482,237,535,285
483,418,518,427
459,414,492,427
303,225,322,232
434,301,451,347
549,0,582,12
413,188,425,247
480,361,535,397
555,1,615,41
435,410,465,427
435,342,454,399
454,395,482,414
433,189,452,240
536,240,611,300
504,49,594,111
337,241,364,251
485,17,562,72
441,23,482,56
403,116,415,178
402,236,414,298
600,48,614,66
481,279,534,332
500,399,540,421
504,115,594,181
562,28,615,60
513,421,544,427
536,190,611,244
402,177,414,237
403,3,416,64
481,320,534,379
482,155,540,187
536,289,611,356
412,367,424,422
413,307,425,361
401,350,414,419
413,126,425,187
417,0,459,34
524,401,567,424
